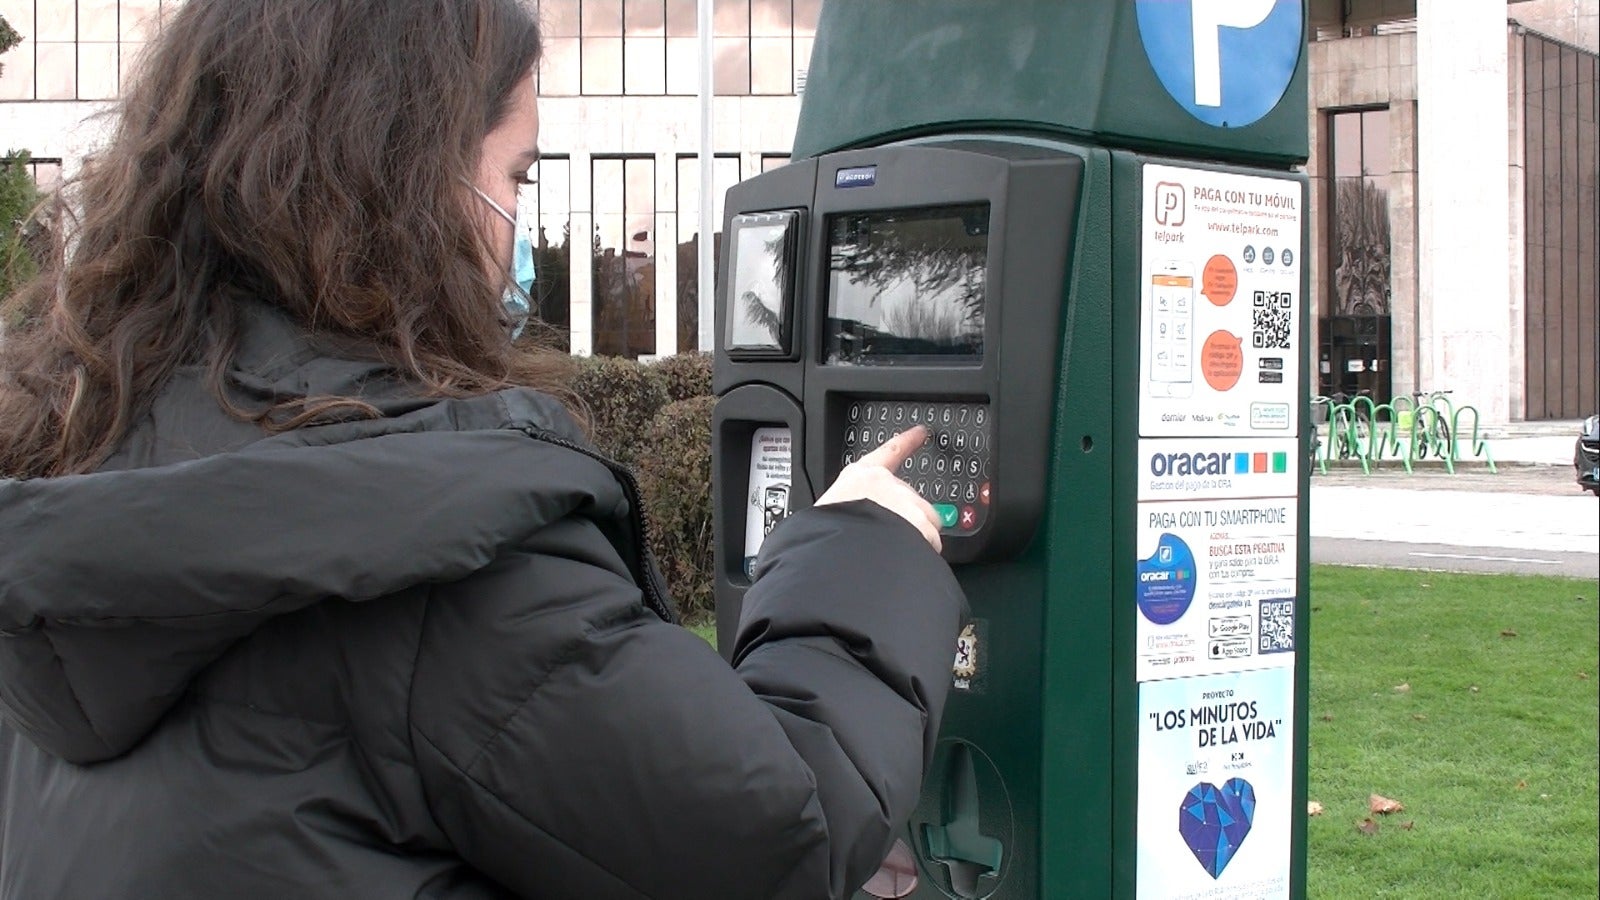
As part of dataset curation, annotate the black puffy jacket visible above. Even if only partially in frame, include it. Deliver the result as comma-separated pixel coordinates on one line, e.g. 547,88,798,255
0,305,966,899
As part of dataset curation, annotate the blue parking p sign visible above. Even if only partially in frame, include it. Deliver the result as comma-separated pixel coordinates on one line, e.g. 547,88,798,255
1134,0,1303,129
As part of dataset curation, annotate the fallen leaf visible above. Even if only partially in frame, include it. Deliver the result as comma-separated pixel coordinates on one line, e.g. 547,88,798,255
1469,685,1480,693
1357,817,1380,835
1308,801,1325,816
1412,714,1428,721
1400,821,1415,831
1419,583,1431,589
1320,714,1334,722
1393,682,1411,693
1540,794,1550,800
1516,779,1527,790
1579,672,1589,680
1500,629,1519,638
1370,794,1405,814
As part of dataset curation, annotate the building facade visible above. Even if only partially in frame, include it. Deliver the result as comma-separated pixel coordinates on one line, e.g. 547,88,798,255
3,0,1597,420
1307,0,1598,421
0,0,815,359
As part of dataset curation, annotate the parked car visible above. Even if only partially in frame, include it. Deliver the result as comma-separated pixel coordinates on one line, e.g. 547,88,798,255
1576,414,1600,496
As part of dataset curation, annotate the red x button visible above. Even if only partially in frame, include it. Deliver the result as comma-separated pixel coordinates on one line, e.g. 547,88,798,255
959,506,977,530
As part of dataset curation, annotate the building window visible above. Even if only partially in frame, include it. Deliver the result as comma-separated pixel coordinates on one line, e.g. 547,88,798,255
674,153,741,352
712,0,750,99
622,0,667,95
18,157,65,191
533,0,815,97
0,1,181,102
540,0,583,96
0,0,816,100
518,156,574,352
1321,107,1393,403
592,156,657,358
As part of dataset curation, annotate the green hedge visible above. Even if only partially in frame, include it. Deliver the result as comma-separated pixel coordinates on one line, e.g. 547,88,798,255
636,394,716,622
571,355,669,468
577,353,717,623
647,351,712,404
1,150,42,303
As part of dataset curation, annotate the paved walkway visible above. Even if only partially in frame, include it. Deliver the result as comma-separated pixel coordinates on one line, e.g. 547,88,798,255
1310,481,1597,555
1476,426,1585,467
1308,420,1597,576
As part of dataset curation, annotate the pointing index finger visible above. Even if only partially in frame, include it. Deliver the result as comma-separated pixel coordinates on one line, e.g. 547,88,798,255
858,425,928,470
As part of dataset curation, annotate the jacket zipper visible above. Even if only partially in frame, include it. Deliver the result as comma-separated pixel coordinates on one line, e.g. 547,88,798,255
516,426,678,625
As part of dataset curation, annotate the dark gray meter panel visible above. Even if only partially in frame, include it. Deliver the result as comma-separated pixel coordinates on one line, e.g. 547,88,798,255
713,141,1084,583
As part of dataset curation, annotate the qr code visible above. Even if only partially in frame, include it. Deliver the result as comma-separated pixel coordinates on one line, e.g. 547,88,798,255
1252,290,1293,349
1259,598,1295,654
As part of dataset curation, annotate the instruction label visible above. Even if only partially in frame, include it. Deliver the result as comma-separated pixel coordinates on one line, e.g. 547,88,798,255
743,427,793,579
1136,497,1296,682
1137,668,1294,900
1140,165,1301,438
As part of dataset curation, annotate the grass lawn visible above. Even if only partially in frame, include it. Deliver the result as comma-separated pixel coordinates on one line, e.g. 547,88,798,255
1308,565,1599,898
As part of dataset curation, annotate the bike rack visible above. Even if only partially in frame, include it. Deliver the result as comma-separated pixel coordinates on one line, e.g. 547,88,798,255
1450,405,1497,473
1310,393,1498,476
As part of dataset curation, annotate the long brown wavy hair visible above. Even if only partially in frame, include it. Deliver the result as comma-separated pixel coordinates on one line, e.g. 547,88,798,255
0,0,574,478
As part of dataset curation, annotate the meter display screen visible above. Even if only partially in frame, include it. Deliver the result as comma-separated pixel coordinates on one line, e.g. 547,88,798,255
727,211,800,354
824,203,989,365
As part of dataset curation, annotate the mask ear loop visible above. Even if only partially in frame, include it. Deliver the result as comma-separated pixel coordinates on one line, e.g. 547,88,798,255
465,180,517,226
464,180,533,340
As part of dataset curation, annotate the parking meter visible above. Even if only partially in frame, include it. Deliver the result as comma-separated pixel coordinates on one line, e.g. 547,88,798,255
712,3,1312,898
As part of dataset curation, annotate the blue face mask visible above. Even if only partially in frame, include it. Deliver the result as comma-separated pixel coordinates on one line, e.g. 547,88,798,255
468,182,535,340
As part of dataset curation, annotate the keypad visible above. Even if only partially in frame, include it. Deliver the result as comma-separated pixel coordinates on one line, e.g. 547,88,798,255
840,399,993,534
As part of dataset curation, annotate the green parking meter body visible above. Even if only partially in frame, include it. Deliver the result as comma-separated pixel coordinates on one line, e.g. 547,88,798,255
712,2,1312,898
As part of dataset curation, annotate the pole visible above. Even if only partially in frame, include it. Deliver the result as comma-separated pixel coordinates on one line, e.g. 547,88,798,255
696,0,715,352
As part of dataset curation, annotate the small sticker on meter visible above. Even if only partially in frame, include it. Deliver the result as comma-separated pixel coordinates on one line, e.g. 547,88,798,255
743,427,793,579
951,619,989,694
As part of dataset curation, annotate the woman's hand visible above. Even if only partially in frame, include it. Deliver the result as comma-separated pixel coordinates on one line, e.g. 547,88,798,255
815,425,943,553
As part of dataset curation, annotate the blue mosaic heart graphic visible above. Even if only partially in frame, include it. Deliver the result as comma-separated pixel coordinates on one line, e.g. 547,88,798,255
1178,778,1256,878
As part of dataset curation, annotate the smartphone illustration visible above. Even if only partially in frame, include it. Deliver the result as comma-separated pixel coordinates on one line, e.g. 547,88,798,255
1149,261,1195,398
761,484,790,536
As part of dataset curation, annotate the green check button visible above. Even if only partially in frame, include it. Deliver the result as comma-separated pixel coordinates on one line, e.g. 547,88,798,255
933,503,960,529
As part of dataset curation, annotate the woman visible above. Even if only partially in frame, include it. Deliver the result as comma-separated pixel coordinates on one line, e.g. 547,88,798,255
0,1,964,898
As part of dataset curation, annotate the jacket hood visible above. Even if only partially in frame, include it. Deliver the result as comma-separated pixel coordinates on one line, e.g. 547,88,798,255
0,309,642,765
